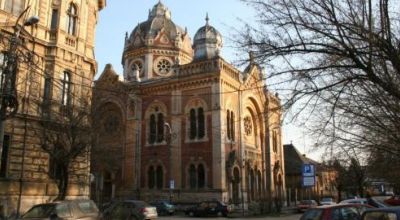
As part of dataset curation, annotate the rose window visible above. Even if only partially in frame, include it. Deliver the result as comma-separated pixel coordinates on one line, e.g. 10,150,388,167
156,59,171,75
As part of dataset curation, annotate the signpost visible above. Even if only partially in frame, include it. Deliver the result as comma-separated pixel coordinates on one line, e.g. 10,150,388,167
302,164,315,187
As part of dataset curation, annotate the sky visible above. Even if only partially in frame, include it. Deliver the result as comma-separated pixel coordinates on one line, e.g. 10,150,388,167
95,0,321,161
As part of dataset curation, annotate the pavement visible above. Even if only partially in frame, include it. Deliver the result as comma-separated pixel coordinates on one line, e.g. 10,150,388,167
159,213,301,220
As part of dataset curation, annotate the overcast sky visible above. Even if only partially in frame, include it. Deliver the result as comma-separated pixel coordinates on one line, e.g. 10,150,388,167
95,0,321,160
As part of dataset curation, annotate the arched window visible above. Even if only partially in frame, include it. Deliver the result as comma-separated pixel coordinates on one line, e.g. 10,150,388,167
61,71,71,106
156,166,163,189
189,164,196,189
66,3,78,35
227,110,231,140
5,0,25,16
189,109,196,140
149,115,156,144
148,166,155,189
198,108,205,138
189,107,205,140
156,113,164,143
231,111,235,141
227,110,235,141
148,107,166,144
198,164,205,188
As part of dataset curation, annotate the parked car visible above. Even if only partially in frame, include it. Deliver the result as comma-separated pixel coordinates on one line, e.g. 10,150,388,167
340,198,368,205
184,200,232,217
300,203,373,220
297,200,318,212
361,207,400,220
320,197,337,206
149,200,175,216
20,199,101,220
385,196,400,206
102,200,157,220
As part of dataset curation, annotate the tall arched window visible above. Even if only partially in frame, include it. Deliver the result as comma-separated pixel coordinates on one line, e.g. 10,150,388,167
189,107,205,140
156,113,164,143
156,166,163,189
189,164,196,189
189,109,196,140
198,164,205,188
148,109,165,144
231,111,235,141
149,115,156,144
61,71,71,106
5,0,25,16
198,108,205,138
227,110,231,140
148,166,155,189
227,110,235,141
66,3,78,35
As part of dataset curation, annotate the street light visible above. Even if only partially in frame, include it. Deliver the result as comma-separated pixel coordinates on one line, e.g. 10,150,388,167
164,122,173,202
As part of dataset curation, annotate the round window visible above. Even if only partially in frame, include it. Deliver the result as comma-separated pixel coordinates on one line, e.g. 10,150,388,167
155,58,172,75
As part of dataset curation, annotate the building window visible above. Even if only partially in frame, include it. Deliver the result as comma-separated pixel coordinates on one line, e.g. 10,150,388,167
189,107,205,140
149,115,157,144
50,9,59,30
148,110,165,144
66,3,78,35
156,166,163,189
43,77,52,101
227,110,235,141
156,113,164,143
61,71,70,106
4,0,25,16
272,130,278,153
189,109,196,139
148,166,155,189
188,163,206,189
0,135,10,178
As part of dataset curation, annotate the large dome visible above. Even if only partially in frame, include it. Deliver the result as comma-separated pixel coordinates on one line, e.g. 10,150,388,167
193,14,223,60
124,1,193,55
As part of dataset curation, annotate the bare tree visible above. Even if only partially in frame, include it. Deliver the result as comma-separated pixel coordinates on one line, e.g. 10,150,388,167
39,100,93,201
234,0,400,159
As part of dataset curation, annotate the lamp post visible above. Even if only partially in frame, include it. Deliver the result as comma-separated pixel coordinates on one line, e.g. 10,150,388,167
164,122,173,203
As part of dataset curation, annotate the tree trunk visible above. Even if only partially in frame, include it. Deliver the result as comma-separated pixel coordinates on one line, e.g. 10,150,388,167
55,163,69,201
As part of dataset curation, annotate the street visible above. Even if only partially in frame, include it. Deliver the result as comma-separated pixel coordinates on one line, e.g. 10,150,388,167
158,213,302,220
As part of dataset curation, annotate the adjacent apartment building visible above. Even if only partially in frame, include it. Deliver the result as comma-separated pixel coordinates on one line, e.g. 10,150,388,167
0,0,105,217
92,2,285,211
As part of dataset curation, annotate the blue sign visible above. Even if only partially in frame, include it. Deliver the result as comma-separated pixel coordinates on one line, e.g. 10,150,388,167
302,164,315,177
302,164,315,187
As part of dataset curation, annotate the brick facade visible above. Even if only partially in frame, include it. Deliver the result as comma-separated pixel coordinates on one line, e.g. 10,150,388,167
92,2,285,211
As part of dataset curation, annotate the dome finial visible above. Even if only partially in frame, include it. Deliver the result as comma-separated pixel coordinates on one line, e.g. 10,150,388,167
205,13,210,26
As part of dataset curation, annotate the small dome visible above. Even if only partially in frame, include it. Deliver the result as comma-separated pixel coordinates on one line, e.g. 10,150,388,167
149,1,171,19
193,14,223,60
124,1,193,55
